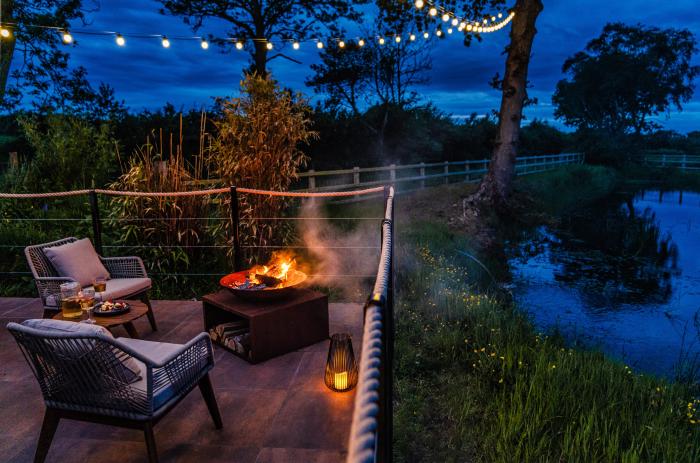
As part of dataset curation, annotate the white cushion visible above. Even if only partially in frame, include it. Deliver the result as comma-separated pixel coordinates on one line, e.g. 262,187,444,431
21,318,141,383
43,238,110,287
86,277,152,302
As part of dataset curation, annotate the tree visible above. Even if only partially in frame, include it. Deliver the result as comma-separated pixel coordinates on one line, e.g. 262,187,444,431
159,0,366,77
553,23,699,136
0,0,124,117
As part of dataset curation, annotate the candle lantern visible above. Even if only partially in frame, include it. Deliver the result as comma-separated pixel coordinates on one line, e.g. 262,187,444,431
324,333,358,392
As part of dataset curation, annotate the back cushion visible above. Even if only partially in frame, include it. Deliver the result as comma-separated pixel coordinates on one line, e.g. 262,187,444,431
43,238,110,287
21,319,140,383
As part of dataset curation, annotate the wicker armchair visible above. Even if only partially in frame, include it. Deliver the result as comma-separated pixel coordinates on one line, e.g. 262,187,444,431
25,237,157,330
7,321,222,463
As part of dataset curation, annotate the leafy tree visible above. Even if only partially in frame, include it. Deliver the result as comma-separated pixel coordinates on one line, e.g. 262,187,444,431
159,0,366,76
0,0,125,117
553,23,699,136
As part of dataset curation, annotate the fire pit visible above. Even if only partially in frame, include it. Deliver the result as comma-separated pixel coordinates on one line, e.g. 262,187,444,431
220,252,308,301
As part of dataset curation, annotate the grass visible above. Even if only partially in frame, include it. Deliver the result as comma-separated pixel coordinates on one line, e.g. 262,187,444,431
393,165,700,462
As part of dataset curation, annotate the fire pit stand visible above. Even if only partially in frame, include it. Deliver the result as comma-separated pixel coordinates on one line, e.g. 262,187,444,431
202,288,329,363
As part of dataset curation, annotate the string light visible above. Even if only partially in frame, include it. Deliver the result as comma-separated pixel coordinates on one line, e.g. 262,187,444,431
266,41,273,50
0,28,10,38
447,28,453,34
62,31,73,44
441,13,450,22
316,41,323,49
236,41,244,50
436,29,443,37
415,0,424,8
292,41,300,49
410,34,416,41
358,39,365,47
378,37,385,45
429,7,438,16
115,34,125,46
451,18,458,26
498,12,503,18
338,40,345,48
423,31,430,39
161,36,170,48
200,39,209,49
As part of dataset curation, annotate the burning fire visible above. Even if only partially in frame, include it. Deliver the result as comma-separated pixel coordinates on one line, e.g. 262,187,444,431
249,251,298,288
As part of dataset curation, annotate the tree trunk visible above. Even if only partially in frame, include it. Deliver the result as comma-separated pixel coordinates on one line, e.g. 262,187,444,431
467,0,543,210
252,40,268,76
0,0,15,105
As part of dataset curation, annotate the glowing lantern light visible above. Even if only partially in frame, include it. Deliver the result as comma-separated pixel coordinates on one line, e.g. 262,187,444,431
324,334,358,392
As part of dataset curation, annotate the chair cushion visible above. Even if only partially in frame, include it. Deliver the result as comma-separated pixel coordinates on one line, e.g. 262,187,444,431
86,277,152,302
21,319,141,383
43,238,110,287
118,337,184,409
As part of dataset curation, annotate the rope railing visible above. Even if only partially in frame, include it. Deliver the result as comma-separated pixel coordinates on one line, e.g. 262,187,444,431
347,186,395,463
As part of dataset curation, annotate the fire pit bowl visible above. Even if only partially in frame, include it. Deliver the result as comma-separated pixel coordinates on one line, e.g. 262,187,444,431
220,268,308,301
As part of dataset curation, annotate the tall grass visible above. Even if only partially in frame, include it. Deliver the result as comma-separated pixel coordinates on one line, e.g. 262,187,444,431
394,221,700,462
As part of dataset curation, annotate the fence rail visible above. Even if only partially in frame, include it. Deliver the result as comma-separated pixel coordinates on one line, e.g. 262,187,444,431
296,153,584,193
643,154,700,171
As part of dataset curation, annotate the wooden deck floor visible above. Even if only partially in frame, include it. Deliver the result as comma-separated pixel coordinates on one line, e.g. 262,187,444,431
0,297,362,463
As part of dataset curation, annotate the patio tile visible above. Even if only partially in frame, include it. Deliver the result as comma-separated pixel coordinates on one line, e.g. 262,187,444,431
210,350,305,391
263,388,355,450
256,447,347,463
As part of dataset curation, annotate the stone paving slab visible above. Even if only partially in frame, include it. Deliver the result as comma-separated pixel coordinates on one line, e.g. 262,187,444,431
0,298,362,463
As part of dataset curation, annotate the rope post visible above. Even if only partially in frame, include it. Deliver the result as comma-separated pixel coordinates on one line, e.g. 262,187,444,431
230,186,242,272
88,190,103,255
381,185,394,463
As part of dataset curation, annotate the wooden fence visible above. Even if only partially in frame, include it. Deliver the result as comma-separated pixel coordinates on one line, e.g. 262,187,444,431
294,152,585,193
643,154,700,171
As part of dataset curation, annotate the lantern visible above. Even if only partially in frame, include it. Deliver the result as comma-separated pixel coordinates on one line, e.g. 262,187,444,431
324,333,358,392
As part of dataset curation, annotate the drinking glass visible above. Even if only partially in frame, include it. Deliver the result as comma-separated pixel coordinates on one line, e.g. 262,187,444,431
80,288,96,324
94,277,107,301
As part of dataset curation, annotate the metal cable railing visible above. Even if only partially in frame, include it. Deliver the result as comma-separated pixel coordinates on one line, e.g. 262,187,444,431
347,186,394,463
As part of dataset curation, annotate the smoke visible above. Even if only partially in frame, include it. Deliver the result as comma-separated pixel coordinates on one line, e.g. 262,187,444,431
297,199,380,301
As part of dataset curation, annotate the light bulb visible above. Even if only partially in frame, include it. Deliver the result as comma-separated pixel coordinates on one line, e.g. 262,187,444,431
442,13,450,22
447,28,453,34
436,30,442,37
266,41,273,50
423,31,430,39
200,39,209,49
62,31,73,44
236,41,244,50
429,7,437,16
414,0,424,8
467,24,473,31
292,41,300,50
316,41,323,49
410,34,416,41
395,36,401,43
451,18,458,26
498,12,503,18
358,39,365,47
478,27,483,32
161,36,170,48
483,19,488,24
379,37,385,45
491,16,496,22
338,40,345,48
0,28,9,38
115,34,125,46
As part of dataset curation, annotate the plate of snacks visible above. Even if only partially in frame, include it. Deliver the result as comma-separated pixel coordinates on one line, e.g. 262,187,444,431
93,301,130,317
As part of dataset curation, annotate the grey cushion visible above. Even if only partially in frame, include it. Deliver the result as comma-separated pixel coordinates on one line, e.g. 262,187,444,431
21,318,140,383
86,277,152,302
117,337,184,409
43,238,110,287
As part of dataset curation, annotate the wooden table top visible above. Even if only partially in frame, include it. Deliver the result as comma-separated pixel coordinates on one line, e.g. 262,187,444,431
53,301,148,328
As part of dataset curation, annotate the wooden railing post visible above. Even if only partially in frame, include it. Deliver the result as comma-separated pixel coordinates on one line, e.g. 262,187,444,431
464,160,470,182
230,186,242,272
308,169,316,191
419,162,426,189
443,161,449,184
88,190,103,255
353,166,360,186
389,164,396,184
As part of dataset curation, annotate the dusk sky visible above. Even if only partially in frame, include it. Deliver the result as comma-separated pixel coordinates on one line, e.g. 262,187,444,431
51,0,700,133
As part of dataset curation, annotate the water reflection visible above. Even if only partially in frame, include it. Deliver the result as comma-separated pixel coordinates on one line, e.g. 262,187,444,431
508,190,700,379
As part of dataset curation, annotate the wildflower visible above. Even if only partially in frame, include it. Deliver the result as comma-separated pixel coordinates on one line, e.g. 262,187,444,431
498,378,504,384
551,364,556,369
490,352,496,357
499,356,505,360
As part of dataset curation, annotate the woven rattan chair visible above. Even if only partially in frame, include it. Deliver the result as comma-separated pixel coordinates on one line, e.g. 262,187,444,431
25,237,157,330
7,321,222,463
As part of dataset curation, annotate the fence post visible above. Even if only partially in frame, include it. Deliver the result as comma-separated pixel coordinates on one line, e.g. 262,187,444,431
389,164,396,184
419,162,426,189
88,190,103,255
464,161,470,183
353,166,360,186
308,169,316,191
443,161,449,184
682,154,687,170
230,186,242,272
382,185,394,463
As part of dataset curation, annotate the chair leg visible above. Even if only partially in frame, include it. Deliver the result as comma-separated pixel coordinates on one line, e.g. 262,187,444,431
140,293,158,331
34,408,60,463
198,373,223,429
143,421,159,463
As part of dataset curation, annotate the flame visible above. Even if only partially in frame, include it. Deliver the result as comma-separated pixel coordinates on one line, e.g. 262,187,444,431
249,251,297,287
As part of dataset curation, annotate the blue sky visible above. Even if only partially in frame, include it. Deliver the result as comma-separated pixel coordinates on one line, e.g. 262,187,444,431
53,0,700,133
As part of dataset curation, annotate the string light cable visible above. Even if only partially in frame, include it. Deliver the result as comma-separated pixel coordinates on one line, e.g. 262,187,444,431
0,5,514,50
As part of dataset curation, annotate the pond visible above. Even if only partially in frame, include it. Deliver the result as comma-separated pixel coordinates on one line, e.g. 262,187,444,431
508,189,700,379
